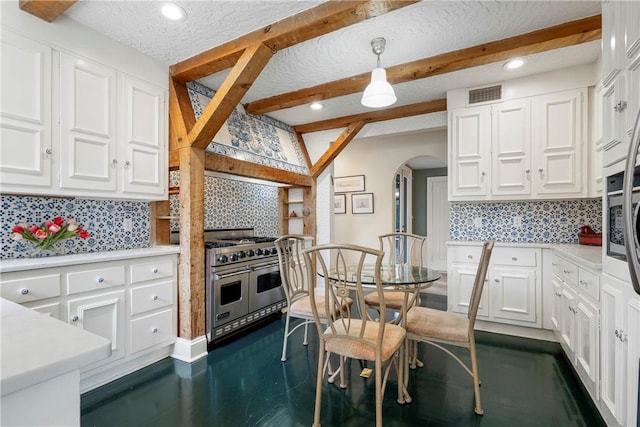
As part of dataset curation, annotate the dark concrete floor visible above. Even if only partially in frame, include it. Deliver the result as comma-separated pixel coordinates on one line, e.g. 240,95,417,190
81,296,604,427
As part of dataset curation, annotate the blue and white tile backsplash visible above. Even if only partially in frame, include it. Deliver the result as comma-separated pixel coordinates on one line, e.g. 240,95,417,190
1,195,150,259
170,172,279,237
187,81,308,175
450,199,602,243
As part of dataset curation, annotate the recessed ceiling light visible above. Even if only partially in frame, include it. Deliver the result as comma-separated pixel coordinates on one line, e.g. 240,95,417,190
309,102,324,111
503,58,527,70
161,2,187,21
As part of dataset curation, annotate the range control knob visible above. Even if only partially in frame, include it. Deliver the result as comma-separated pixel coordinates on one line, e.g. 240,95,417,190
256,248,264,256
238,251,247,258
248,249,255,257
230,254,239,262
218,255,229,264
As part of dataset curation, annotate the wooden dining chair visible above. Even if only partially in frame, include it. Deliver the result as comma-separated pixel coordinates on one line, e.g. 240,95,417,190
303,243,406,427
274,235,353,362
404,240,494,415
364,232,426,313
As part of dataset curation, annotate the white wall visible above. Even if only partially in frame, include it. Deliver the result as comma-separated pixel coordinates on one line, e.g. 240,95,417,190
333,129,447,250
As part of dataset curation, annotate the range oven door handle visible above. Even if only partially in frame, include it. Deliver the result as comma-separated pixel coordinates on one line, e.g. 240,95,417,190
214,269,251,280
251,261,279,271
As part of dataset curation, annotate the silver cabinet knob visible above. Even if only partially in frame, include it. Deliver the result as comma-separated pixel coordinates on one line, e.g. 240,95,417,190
614,100,627,112
152,295,159,301
512,257,518,261
555,290,562,296
494,278,500,282
525,169,530,174
71,315,79,322
45,148,53,155
125,161,131,166
20,288,29,295
467,255,473,259
153,268,158,273
97,277,104,283
152,328,158,334
538,168,544,173
481,172,486,176
112,159,118,165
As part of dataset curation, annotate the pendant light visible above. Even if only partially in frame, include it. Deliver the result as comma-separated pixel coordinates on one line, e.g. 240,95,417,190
361,37,397,108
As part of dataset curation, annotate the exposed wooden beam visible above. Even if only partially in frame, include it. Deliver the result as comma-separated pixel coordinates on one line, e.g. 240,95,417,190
294,130,313,171
169,79,197,149
294,99,447,134
170,1,418,83
19,0,76,22
189,43,273,150
310,121,365,178
204,152,313,187
245,15,601,115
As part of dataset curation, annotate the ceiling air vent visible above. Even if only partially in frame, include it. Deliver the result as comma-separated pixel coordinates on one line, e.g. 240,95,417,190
467,84,502,106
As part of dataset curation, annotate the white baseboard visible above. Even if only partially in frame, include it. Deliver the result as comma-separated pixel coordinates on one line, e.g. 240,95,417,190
475,320,557,342
171,336,208,363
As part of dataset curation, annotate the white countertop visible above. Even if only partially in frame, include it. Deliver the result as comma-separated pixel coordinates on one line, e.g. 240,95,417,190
1,298,112,396
0,246,180,273
447,241,603,270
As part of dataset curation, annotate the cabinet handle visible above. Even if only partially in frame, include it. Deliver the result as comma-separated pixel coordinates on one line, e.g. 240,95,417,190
125,161,131,166
467,255,473,259
614,100,627,112
71,315,79,322
45,148,53,155
494,278,500,282
481,172,486,176
525,169,530,174
20,288,29,295
538,168,544,173
112,159,118,165
152,328,159,334
619,331,628,342
511,257,518,261
97,277,104,283
153,268,158,273
152,295,159,301
555,290,562,296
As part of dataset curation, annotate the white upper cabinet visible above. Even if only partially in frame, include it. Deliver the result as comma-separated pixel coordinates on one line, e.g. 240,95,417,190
531,89,586,197
602,0,625,87
491,99,531,197
449,88,587,201
119,75,167,197
0,31,52,190
0,28,168,201
59,53,117,192
449,106,491,199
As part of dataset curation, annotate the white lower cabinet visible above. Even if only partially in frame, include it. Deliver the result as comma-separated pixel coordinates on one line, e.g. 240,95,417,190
448,245,541,327
600,273,640,427
551,253,600,402
0,251,177,393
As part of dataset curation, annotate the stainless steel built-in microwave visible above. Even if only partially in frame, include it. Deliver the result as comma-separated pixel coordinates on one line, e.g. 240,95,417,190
607,170,640,260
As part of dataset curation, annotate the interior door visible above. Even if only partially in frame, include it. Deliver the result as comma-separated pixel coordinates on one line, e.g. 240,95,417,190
426,177,449,270
394,166,413,262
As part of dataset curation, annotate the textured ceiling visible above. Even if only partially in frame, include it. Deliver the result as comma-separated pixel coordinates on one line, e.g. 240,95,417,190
63,0,602,138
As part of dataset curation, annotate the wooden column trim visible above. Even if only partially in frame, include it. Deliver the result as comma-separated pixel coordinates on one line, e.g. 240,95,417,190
310,121,365,178
177,146,206,340
189,43,273,150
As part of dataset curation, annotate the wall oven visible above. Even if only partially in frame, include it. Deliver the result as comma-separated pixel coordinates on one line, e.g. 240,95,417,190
607,169,640,261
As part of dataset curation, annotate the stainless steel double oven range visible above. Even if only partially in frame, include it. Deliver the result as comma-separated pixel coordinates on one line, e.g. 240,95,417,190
173,228,286,345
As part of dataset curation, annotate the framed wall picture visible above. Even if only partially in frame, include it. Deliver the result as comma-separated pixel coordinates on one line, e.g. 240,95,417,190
334,175,365,193
351,193,374,214
334,194,346,214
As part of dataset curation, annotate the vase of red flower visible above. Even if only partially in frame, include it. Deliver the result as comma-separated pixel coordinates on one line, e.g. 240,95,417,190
11,216,90,257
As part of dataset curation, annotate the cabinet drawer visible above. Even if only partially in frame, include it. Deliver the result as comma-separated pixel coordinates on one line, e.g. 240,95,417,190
1,273,60,303
29,302,61,319
130,280,174,315
449,246,483,263
578,268,600,301
558,258,578,287
130,259,174,284
67,266,125,295
492,247,538,267
129,309,175,354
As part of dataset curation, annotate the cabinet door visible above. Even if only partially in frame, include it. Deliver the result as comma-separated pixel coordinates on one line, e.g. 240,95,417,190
448,263,489,318
0,30,52,189
559,284,577,361
449,107,491,199
602,77,628,171
59,53,117,192
119,75,167,198
624,0,640,60
602,0,625,86
68,290,125,365
531,89,585,197
625,295,640,427
490,267,537,324
491,100,531,196
600,276,626,426
574,296,599,401
550,277,563,333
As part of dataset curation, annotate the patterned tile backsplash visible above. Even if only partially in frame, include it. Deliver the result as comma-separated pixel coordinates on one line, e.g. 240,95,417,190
169,172,279,237
450,199,603,243
1,195,150,259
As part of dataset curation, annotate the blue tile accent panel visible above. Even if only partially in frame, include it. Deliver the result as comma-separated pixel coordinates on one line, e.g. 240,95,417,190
169,172,279,237
1,195,150,259
187,81,308,175
450,199,602,243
